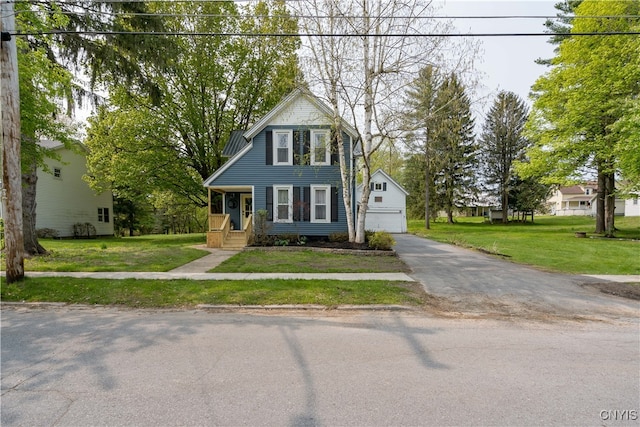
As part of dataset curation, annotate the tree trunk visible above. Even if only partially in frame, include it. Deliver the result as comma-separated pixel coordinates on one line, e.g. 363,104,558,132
595,167,605,234
604,171,615,238
1,3,25,283
424,147,430,229
22,161,48,255
501,190,509,225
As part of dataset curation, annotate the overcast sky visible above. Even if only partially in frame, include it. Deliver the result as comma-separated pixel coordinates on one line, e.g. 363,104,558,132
438,0,558,114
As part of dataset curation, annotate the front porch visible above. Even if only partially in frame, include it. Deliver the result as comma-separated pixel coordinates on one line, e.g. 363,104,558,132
206,213,253,249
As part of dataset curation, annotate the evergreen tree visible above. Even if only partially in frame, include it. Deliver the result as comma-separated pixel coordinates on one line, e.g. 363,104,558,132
430,74,477,224
479,91,530,222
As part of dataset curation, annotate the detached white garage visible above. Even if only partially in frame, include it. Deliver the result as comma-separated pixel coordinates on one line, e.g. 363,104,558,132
357,169,409,233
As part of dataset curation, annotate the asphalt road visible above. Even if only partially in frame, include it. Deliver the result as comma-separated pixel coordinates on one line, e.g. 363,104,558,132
392,234,639,321
2,307,639,427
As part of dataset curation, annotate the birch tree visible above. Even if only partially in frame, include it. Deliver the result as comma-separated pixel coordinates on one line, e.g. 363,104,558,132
294,0,477,242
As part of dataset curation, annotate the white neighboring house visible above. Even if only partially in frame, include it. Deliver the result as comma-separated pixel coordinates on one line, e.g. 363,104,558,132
547,182,626,216
356,169,408,233
547,183,598,216
624,193,640,217
35,140,114,237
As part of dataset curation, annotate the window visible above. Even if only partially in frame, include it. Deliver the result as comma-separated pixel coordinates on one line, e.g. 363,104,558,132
53,168,62,179
273,130,293,165
274,186,293,222
633,197,638,205
310,130,330,165
98,207,110,223
375,196,383,203
311,185,330,223
585,188,591,195
374,183,383,191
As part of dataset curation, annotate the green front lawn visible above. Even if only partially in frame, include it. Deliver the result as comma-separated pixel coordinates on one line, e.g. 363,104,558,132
408,216,640,275
1,277,423,308
211,249,409,273
16,234,208,272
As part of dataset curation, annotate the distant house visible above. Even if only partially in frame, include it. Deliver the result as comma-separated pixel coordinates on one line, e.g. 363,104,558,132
547,182,625,216
624,193,640,217
356,169,408,233
35,140,114,237
203,88,359,248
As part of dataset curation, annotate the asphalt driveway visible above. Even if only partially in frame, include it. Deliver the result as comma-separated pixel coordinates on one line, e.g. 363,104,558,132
392,233,639,320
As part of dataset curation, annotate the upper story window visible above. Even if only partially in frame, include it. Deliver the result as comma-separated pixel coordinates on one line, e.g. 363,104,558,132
585,188,591,195
53,167,62,179
274,130,293,165
311,130,330,165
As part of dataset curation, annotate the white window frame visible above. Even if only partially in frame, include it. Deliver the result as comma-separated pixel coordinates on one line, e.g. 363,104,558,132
273,185,293,223
374,182,383,191
273,130,293,165
53,167,62,179
310,130,330,166
311,184,331,223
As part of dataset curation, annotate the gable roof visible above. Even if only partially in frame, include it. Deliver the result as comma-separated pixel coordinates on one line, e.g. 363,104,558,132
243,87,359,141
358,169,409,196
222,130,249,157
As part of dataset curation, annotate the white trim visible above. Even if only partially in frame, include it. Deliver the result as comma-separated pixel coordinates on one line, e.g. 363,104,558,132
310,129,330,166
243,88,358,141
273,130,293,165
273,185,293,223
311,184,331,223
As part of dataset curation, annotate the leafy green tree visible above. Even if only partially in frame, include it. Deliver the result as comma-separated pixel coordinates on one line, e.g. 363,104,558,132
479,91,530,222
84,0,302,210
507,176,550,221
521,0,640,237
16,2,77,255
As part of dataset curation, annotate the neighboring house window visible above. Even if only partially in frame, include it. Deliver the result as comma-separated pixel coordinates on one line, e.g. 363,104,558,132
310,130,330,165
311,185,331,223
375,196,383,203
633,197,638,205
274,130,293,165
53,167,62,179
585,188,591,195
98,207,110,223
274,185,293,222
372,182,387,191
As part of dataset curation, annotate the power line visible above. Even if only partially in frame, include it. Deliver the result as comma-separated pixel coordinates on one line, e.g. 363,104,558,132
14,9,640,20
9,30,640,37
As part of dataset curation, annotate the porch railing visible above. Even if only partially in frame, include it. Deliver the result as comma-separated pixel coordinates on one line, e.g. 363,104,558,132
206,213,252,248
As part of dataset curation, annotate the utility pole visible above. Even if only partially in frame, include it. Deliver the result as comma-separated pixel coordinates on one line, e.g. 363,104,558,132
1,0,25,283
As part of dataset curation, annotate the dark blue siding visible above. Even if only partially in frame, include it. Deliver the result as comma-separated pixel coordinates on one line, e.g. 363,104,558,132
213,126,352,236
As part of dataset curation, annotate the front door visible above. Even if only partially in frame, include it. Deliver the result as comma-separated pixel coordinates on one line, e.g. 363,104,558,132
241,194,253,228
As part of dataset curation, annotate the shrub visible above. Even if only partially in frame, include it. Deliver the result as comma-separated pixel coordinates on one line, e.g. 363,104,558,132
73,222,97,239
329,231,350,243
252,210,272,246
36,228,59,238
367,231,395,250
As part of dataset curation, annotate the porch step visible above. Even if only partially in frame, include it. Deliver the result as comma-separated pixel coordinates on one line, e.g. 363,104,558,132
222,231,247,249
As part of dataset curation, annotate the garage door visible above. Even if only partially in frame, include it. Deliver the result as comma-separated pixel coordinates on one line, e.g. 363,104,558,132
365,210,406,233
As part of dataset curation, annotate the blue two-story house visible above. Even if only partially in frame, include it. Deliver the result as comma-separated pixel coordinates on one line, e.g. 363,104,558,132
203,88,359,248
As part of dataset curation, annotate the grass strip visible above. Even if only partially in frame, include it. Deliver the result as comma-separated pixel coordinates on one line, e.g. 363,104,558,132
212,249,408,273
1,277,424,308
